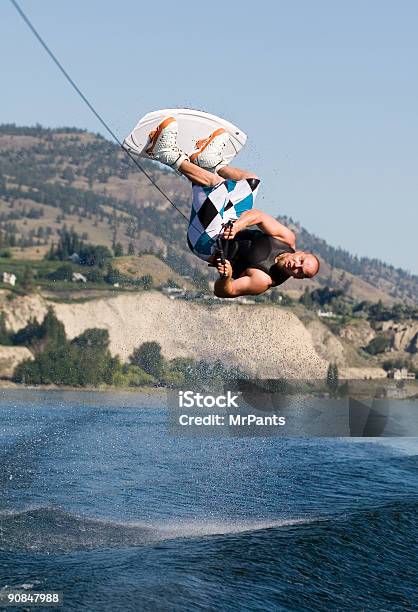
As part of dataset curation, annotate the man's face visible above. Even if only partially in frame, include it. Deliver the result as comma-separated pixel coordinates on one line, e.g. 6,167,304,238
279,252,319,279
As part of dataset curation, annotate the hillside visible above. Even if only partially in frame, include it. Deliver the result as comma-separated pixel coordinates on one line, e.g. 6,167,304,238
1,123,417,303
112,255,194,289
0,290,330,379
2,287,418,383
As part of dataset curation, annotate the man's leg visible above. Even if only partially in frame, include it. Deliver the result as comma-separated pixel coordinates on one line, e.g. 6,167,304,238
178,159,222,187
217,166,259,182
178,161,258,187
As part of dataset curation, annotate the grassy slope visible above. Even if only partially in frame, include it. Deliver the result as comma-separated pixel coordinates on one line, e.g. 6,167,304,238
112,255,194,289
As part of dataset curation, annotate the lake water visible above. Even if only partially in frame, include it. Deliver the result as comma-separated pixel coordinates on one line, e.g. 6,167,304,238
0,390,417,611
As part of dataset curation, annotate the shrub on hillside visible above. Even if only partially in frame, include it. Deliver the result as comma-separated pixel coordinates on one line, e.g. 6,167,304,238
0,312,12,345
365,333,393,355
13,309,119,386
47,228,112,268
47,264,74,281
112,364,155,387
129,342,164,379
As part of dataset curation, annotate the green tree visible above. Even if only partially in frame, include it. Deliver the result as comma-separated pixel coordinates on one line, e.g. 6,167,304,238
112,364,155,387
61,167,75,183
113,242,124,257
72,328,109,350
70,328,118,385
140,274,153,290
165,357,195,387
46,228,112,268
0,312,11,345
21,266,35,290
129,342,164,378
12,308,66,352
299,287,314,309
86,269,104,283
368,300,392,322
168,356,246,387
14,345,77,385
12,317,42,347
166,278,179,289
382,357,411,371
310,287,343,306
326,362,339,393
39,307,66,350
104,265,123,285
47,227,82,261
79,244,112,267
365,334,392,355
14,325,120,387
128,242,135,256
47,263,74,281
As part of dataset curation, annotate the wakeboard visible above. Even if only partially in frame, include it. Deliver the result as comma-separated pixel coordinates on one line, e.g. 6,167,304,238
123,108,247,165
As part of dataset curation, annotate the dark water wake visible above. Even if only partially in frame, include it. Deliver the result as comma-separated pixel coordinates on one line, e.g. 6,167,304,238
1,500,417,611
0,506,318,553
0,507,158,553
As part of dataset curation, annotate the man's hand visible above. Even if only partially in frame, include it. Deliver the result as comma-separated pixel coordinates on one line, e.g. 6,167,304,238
224,209,296,248
216,258,233,278
222,223,240,240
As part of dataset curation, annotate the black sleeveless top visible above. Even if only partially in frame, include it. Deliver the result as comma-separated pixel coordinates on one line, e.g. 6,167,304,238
228,229,295,286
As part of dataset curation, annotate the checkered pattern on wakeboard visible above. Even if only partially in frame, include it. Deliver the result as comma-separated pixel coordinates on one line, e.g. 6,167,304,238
187,178,260,260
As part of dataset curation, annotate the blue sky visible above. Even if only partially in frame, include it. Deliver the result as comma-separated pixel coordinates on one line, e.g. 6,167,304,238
2,0,417,272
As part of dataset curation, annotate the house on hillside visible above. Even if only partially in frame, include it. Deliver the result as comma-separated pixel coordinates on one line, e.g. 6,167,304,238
162,287,185,300
317,310,336,318
72,272,87,283
2,272,16,287
387,368,416,380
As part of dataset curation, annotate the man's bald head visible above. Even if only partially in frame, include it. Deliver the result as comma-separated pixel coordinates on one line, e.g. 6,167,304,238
277,251,320,279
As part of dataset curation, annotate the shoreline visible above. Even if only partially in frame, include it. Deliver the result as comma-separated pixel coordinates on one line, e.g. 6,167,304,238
0,380,164,394
0,380,417,401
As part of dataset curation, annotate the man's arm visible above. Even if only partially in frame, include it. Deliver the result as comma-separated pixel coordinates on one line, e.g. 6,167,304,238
224,209,296,248
213,260,270,298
